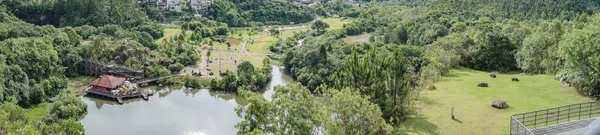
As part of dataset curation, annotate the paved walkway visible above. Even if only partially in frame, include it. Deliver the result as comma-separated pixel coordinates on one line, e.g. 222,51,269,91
530,117,597,135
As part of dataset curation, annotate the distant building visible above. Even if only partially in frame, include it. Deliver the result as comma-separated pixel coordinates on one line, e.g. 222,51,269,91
138,0,158,4
188,0,212,11
157,0,181,12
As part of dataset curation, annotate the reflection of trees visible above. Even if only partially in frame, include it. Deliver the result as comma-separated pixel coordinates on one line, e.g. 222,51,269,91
84,95,144,109
183,89,201,96
209,91,249,106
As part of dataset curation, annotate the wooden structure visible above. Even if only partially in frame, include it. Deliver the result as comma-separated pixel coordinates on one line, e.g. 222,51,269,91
85,75,149,104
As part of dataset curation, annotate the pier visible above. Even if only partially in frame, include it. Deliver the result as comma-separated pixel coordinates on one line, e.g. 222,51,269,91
84,75,155,104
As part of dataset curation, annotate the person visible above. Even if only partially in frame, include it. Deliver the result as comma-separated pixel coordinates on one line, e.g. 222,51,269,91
451,107,455,119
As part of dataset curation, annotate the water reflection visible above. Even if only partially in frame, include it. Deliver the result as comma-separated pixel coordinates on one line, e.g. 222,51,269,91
79,66,294,135
260,66,295,101
80,86,245,135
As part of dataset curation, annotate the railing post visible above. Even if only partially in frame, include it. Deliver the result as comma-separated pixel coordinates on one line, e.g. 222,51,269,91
591,102,593,118
546,109,549,126
557,107,560,124
579,104,582,120
568,105,571,121
523,113,526,127
534,111,537,128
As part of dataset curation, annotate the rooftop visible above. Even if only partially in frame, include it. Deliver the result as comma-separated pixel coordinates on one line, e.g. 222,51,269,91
90,75,127,89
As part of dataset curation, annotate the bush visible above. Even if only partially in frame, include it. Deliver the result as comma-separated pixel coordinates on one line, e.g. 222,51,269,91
168,62,184,73
183,75,210,89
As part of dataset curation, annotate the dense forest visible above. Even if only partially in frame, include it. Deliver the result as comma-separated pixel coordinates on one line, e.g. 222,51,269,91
2,0,600,134
206,0,314,27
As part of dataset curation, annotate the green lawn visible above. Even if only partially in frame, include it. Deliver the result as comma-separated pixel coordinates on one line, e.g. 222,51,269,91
227,29,262,41
321,18,351,30
156,28,182,43
246,28,309,53
398,68,593,135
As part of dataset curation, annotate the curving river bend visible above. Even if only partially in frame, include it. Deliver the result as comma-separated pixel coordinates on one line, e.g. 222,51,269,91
79,66,294,135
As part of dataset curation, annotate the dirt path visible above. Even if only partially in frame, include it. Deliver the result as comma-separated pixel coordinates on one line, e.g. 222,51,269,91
240,40,248,53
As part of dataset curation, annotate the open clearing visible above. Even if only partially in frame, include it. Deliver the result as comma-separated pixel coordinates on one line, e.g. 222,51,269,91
398,68,593,135
321,17,351,30
244,27,309,53
156,28,182,43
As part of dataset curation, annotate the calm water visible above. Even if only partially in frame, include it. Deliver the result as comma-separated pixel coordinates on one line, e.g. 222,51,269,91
80,66,294,135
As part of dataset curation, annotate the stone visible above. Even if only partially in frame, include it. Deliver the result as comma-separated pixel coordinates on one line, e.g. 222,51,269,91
512,77,519,82
492,100,509,109
477,82,488,87
428,85,437,90
490,72,497,78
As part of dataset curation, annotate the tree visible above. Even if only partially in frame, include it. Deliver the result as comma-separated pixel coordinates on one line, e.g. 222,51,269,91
515,32,558,74
235,84,392,135
268,29,280,37
558,18,600,97
237,61,255,76
318,87,392,135
44,94,88,123
312,20,330,32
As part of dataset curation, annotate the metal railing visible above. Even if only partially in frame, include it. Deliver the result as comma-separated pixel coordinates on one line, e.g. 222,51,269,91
510,101,600,135
511,116,534,135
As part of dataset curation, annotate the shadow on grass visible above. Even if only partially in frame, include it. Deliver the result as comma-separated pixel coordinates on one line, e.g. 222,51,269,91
395,114,440,135
452,118,463,123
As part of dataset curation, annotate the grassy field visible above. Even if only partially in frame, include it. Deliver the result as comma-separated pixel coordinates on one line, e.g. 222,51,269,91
321,18,351,30
228,29,262,41
245,28,309,53
397,68,593,135
156,28,182,43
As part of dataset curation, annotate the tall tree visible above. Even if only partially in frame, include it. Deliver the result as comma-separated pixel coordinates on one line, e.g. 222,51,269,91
312,20,330,32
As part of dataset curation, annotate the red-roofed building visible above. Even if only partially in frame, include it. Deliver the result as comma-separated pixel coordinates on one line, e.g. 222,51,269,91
90,75,127,92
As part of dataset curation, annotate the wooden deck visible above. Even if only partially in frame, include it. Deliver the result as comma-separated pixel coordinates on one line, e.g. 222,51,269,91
84,87,149,104
529,117,597,135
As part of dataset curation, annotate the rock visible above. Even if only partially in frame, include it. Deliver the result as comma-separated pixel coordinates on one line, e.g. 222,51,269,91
511,77,519,82
477,82,488,87
428,85,437,90
492,100,509,109
490,72,497,78
158,84,163,87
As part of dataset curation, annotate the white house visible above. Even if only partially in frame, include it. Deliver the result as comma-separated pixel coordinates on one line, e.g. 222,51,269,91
157,0,181,12
188,0,212,11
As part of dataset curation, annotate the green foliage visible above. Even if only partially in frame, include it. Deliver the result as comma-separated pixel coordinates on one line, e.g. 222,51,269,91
312,20,330,32
206,0,314,27
516,32,559,74
183,75,210,89
44,94,87,123
235,84,392,134
0,98,85,134
558,15,600,97
168,62,185,73
212,61,272,92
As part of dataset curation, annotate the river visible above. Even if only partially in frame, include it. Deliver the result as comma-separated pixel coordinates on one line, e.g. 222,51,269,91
79,66,294,135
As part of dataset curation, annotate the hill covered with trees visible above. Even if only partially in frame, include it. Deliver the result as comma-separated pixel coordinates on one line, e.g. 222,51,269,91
206,0,314,27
